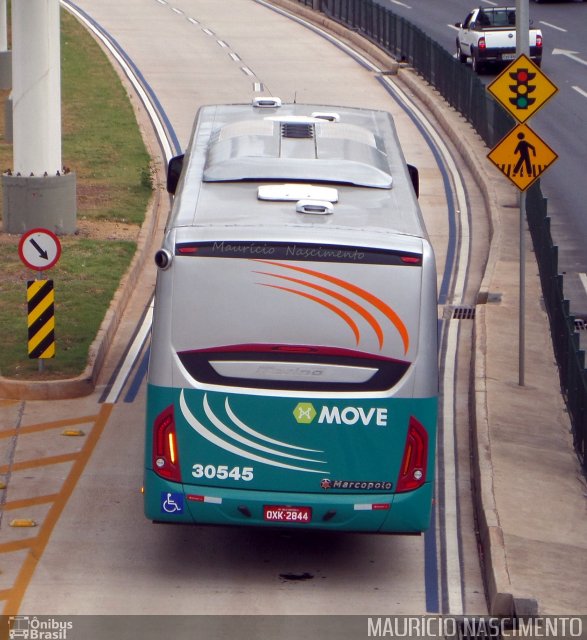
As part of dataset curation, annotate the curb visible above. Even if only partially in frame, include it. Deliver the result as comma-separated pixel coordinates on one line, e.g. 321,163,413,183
0,173,167,401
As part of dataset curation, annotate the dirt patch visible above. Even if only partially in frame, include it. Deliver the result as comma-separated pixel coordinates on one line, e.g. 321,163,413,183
75,218,140,241
0,218,140,244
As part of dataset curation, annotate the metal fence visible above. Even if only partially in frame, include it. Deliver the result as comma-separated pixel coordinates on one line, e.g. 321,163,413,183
293,0,586,471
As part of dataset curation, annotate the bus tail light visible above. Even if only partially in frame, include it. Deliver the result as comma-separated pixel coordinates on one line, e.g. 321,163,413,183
396,417,428,492
152,405,182,482
536,34,543,48
478,36,486,50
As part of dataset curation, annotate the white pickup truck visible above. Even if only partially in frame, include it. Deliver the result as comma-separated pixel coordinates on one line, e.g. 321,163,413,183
455,7,543,74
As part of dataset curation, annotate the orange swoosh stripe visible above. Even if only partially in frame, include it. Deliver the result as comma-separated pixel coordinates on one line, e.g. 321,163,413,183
255,270,384,349
257,260,409,354
260,284,361,345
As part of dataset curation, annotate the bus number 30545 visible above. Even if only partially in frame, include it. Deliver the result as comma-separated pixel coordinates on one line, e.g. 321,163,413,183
191,464,254,481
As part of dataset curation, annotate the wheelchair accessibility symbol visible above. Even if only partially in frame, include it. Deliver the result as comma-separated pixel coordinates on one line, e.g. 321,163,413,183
161,492,184,514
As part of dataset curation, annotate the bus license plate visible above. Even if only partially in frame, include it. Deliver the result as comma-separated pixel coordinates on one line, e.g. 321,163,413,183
263,505,312,523
501,53,516,61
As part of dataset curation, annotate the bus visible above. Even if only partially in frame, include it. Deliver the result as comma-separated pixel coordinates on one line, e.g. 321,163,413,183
143,98,438,533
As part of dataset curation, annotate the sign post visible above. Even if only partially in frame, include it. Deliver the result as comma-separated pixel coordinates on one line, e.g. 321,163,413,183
18,228,61,369
487,51,558,386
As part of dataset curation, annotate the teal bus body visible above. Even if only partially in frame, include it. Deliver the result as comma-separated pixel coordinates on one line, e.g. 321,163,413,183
144,101,438,534
145,385,436,532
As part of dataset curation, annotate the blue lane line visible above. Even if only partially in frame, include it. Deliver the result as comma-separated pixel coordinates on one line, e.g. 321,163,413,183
64,0,182,156
374,76,458,613
124,345,150,403
259,9,457,607
374,78,457,306
425,488,440,613
65,0,181,405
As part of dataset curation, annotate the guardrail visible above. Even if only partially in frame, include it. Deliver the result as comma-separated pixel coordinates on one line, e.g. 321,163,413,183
295,0,586,472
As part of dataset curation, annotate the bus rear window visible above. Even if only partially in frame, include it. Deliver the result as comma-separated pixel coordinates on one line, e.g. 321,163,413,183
177,344,411,392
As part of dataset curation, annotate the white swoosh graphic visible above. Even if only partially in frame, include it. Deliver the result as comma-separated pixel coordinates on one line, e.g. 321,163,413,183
202,395,324,463
180,391,328,474
225,397,322,453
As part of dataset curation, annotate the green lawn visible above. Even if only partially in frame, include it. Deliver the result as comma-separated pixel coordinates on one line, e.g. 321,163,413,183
0,8,153,380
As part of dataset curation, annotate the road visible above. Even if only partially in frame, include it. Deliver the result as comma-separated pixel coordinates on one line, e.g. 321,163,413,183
376,0,587,328
0,0,491,626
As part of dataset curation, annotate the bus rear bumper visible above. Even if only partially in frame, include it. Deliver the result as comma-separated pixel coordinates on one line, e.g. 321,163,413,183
144,472,433,534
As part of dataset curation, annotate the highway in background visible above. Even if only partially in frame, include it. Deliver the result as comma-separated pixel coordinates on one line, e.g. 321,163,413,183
377,0,587,328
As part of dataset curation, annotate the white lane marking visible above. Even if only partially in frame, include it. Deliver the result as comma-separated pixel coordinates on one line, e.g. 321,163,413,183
572,86,587,99
103,302,153,405
539,21,567,33
442,319,464,615
61,1,174,164
579,273,587,295
378,42,469,623
552,49,587,67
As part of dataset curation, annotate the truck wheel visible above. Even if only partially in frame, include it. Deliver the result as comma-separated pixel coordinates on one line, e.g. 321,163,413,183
456,41,467,64
471,51,484,74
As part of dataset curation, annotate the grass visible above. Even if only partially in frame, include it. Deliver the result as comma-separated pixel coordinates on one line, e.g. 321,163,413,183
0,8,153,380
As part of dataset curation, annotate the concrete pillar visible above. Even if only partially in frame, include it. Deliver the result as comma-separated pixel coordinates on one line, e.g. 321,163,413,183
2,0,76,234
4,92,11,143
3,172,76,234
0,0,10,89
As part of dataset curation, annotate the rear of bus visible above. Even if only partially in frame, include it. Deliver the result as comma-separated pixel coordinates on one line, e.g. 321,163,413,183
143,103,438,533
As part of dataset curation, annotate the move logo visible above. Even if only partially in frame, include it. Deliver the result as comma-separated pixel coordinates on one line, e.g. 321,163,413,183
293,402,388,427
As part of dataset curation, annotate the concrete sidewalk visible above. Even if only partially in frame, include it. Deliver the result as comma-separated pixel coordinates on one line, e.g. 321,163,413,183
1,0,585,617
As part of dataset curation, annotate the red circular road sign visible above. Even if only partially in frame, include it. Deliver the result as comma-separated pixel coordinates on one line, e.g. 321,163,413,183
18,228,62,271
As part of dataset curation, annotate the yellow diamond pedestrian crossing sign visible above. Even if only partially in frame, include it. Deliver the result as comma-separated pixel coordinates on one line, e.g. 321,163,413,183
487,54,558,123
487,123,558,191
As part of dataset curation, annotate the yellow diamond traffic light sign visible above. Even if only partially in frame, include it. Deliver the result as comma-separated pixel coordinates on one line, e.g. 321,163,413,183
487,123,558,191
487,54,558,123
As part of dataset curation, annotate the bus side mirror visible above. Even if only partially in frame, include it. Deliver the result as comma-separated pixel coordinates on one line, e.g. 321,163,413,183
167,154,185,194
408,164,419,199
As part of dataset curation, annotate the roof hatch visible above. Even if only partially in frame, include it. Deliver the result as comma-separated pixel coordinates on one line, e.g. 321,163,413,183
203,118,393,188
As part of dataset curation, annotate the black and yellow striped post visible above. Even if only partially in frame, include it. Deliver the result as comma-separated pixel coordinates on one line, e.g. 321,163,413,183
27,279,55,359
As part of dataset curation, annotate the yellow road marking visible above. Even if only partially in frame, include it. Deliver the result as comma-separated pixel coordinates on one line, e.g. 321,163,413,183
0,540,34,553
1,403,113,615
0,453,78,475
2,494,60,512
0,414,99,439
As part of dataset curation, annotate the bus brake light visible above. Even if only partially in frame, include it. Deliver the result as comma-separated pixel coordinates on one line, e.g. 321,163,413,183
153,405,182,482
396,417,428,492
